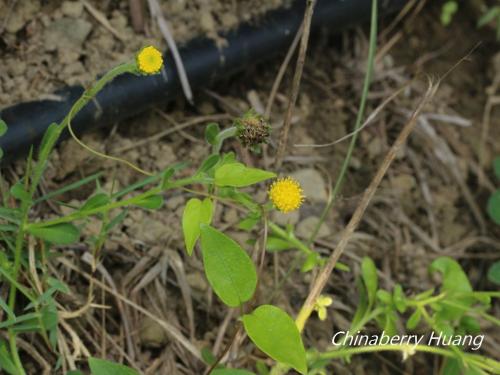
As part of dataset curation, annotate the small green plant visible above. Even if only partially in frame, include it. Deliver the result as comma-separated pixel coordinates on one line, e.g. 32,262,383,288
487,157,500,286
478,4,500,39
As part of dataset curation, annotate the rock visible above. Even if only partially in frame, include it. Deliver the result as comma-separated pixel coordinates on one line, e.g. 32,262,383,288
139,316,168,348
44,18,92,51
271,210,300,226
5,0,40,34
296,216,331,239
200,12,215,33
290,169,328,202
186,272,207,292
61,1,84,18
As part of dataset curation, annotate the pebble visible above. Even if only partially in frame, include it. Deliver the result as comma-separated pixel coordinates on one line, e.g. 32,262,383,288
44,18,92,51
296,216,331,239
290,168,328,202
61,1,84,18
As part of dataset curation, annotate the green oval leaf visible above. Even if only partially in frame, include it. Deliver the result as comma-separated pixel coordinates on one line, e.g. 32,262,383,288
135,195,163,210
182,198,213,255
215,163,275,187
242,305,307,374
487,190,500,225
88,358,139,375
487,261,500,285
199,225,257,307
28,223,80,244
205,123,220,145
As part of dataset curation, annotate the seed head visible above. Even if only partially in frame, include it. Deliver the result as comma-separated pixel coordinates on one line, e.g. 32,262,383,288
236,110,271,148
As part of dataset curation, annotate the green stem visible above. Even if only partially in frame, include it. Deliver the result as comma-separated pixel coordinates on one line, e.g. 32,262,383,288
25,177,196,229
212,126,238,154
308,0,378,245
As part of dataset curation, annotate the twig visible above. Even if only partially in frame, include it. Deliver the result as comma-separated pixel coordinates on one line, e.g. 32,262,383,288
294,83,408,148
82,0,125,42
129,0,145,32
147,0,193,103
294,78,439,333
274,0,316,169
264,21,304,119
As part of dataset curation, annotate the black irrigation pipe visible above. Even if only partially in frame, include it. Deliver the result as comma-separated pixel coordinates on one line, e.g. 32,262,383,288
0,0,407,162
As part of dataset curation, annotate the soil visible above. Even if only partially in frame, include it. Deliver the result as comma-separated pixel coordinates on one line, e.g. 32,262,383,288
0,0,499,374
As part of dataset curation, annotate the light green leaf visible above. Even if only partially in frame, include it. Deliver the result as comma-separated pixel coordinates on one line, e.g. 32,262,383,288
0,119,7,137
493,157,500,180
27,223,80,244
135,194,163,210
81,193,110,211
197,154,220,174
265,237,294,252
215,163,275,187
205,123,220,145
430,257,472,320
487,261,500,285
406,309,421,330
88,358,139,375
210,369,255,375
182,198,213,255
199,225,257,307
487,190,500,225
0,340,17,375
361,257,378,308
242,305,307,374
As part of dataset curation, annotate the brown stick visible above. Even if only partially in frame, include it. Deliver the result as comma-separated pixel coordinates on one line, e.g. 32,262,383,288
294,78,439,332
274,0,316,169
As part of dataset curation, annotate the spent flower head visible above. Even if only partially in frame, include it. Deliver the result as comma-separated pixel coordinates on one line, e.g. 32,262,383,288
136,46,163,74
268,176,304,213
236,109,271,148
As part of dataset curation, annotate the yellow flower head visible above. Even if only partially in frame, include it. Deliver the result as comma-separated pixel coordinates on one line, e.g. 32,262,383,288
136,46,163,74
268,177,304,213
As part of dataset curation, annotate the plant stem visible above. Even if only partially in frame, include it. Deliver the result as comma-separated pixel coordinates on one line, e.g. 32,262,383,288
308,0,378,245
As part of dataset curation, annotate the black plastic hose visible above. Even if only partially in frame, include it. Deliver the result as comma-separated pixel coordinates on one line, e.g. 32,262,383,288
0,0,407,161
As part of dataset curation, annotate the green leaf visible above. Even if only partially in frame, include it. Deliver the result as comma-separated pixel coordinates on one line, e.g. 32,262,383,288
266,237,294,252
0,340,17,375
0,119,7,137
28,223,80,244
38,122,59,161
198,154,220,174
493,157,500,180
478,6,500,27
361,257,378,308
376,290,392,305
88,358,139,375
460,316,481,334
205,123,220,145
301,252,320,273
67,371,84,375
199,225,257,307
10,182,31,203
182,198,213,255
242,305,307,374
487,190,500,225
215,163,275,187
406,309,421,330
135,194,163,210
487,261,500,285
0,296,15,320
429,257,473,320
210,370,255,375
393,284,407,313
81,193,110,211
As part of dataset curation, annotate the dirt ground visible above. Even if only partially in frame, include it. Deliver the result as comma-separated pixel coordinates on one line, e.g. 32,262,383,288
0,0,499,374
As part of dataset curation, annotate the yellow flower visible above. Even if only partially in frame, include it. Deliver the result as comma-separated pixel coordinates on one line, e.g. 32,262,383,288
136,46,163,74
313,295,333,321
268,177,304,213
